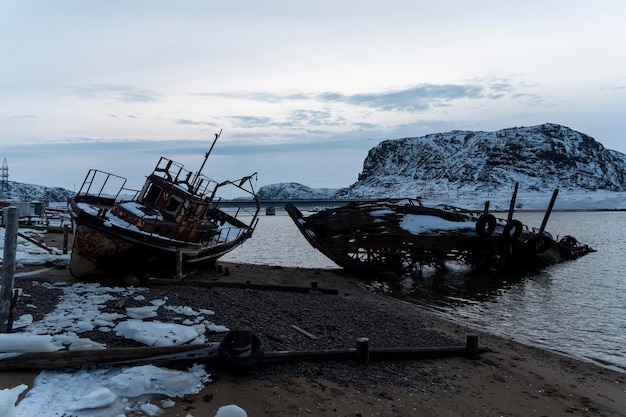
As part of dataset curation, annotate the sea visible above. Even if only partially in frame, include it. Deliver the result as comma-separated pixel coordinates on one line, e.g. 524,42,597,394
222,209,626,373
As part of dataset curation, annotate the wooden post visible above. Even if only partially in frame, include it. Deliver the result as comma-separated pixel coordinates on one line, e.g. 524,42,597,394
356,337,370,365
7,289,19,332
231,326,253,357
0,207,18,333
539,188,559,233
62,224,69,254
176,248,183,280
466,335,479,360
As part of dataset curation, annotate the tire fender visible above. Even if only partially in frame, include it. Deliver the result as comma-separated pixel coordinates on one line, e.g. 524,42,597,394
526,233,553,254
219,330,265,371
503,219,523,241
475,213,497,237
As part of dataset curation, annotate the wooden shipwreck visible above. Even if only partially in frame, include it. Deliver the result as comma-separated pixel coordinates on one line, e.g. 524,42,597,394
285,185,595,278
68,131,260,283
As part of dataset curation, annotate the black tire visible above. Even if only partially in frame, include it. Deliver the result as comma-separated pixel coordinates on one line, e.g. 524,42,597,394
527,233,553,254
475,213,497,237
503,219,523,241
219,330,265,372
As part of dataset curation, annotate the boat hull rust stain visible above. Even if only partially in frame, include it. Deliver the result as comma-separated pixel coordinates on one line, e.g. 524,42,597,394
68,131,260,282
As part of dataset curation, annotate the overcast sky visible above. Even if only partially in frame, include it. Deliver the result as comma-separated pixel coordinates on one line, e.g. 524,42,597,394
1,0,625,196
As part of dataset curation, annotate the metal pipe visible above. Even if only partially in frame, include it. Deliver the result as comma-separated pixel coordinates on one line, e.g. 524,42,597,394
539,188,559,233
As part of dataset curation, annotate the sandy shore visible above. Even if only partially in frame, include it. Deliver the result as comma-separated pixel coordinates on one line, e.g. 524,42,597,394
162,263,626,417
1,232,625,416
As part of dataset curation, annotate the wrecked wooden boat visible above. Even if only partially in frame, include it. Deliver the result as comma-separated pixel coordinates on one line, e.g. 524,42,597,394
68,132,260,282
285,186,595,278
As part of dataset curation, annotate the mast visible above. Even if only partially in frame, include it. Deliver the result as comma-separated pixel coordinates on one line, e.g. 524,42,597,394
191,129,222,192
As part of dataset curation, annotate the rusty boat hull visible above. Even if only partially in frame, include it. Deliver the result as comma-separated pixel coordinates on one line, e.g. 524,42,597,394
284,198,594,278
69,133,259,282
69,206,254,280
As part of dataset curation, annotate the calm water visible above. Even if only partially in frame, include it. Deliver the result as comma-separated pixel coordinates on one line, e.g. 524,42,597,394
222,210,626,372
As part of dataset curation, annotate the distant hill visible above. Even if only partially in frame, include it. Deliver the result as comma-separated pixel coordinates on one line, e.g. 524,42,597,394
258,182,339,200
260,123,626,200
0,181,74,202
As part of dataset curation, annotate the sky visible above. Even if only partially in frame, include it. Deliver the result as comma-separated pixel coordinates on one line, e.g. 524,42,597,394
1,0,625,196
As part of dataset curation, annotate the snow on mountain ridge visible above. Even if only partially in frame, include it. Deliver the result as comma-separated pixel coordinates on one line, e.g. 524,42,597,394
258,182,337,200
1,181,74,202
260,124,626,209
338,123,626,198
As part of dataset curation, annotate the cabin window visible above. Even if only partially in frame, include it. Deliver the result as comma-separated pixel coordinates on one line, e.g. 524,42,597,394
195,204,206,217
165,195,184,216
143,183,162,205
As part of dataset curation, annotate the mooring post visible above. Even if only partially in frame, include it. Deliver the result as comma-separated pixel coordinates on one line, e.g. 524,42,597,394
466,335,479,360
0,207,19,333
176,248,183,280
356,337,370,365
7,289,19,332
231,325,253,357
62,224,69,254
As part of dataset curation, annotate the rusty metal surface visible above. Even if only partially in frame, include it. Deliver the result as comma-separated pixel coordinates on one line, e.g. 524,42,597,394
68,142,260,281
285,201,594,277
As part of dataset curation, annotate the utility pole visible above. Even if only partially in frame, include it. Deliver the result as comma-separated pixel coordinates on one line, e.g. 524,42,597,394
0,207,18,332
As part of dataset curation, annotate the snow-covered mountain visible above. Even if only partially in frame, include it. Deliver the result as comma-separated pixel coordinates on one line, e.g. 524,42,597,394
261,124,626,205
1,181,74,202
258,182,338,200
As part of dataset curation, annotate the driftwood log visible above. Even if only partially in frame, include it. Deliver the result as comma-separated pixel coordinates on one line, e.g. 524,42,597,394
17,232,55,254
150,279,339,295
0,335,488,371
0,343,221,371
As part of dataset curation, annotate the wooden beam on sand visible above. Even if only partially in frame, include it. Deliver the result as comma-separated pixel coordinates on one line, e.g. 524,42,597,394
17,231,55,254
0,343,222,371
0,335,488,371
262,344,489,364
151,279,339,295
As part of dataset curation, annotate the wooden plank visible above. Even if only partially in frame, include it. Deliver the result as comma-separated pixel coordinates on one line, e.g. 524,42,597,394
290,324,319,340
0,343,220,370
152,279,339,295
0,339,490,371
17,232,55,253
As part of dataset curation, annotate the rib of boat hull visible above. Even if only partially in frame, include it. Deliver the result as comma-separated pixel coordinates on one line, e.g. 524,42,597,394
285,201,594,278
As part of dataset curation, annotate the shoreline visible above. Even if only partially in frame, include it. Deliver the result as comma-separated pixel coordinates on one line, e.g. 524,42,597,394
2,261,625,416
180,261,626,416
394,293,626,376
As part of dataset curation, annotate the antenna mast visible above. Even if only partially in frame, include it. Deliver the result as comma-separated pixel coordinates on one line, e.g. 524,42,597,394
0,158,9,198
192,129,222,191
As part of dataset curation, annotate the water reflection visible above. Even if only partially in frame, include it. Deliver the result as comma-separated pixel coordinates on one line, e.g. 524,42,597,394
224,211,626,372
389,261,542,307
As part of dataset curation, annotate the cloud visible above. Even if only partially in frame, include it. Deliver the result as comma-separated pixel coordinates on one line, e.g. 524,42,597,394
287,109,346,127
225,115,275,129
8,115,37,120
319,84,486,112
199,81,514,113
175,119,209,126
64,84,160,102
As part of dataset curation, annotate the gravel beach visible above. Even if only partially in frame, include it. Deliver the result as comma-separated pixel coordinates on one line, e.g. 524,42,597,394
2,232,625,416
